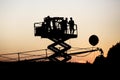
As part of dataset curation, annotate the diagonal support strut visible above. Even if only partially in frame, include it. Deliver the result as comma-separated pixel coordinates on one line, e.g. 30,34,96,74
48,37,72,62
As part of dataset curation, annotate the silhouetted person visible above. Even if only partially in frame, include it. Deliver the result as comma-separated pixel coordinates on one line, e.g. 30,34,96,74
60,18,68,34
52,19,56,30
64,18,68,34
68,17,74,34
41,22,45,29
44,16,51,32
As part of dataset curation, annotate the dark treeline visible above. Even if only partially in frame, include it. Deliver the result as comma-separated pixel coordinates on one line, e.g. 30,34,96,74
93,42,120,64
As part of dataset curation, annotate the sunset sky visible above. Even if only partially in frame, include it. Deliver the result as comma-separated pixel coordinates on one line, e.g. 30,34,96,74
0,0,120,63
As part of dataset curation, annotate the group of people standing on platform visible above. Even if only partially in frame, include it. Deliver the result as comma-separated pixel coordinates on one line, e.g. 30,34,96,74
42,16,75,34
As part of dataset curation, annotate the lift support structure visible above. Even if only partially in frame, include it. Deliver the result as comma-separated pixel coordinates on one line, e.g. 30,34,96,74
34,16,78,62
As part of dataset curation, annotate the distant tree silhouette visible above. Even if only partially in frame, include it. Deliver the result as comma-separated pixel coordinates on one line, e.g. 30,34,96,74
106,42,120,64
93,42,120,64
93,55,106,64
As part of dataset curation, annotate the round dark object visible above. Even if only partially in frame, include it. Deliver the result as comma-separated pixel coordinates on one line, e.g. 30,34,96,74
89,35,99,46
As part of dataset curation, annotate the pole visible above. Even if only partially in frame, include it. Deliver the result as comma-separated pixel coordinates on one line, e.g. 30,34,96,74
18,53,20,62
45,49,47,58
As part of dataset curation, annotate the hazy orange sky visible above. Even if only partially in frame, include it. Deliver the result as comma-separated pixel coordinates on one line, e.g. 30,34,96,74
0,0,120,63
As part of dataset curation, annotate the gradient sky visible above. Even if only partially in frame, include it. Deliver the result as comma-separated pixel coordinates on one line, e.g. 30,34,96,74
0,0,120,63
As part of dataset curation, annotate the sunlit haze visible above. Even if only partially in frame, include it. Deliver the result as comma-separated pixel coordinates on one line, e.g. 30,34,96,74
0,0,120,63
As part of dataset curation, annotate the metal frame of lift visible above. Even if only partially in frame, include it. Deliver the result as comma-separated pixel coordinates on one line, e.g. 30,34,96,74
34,17,78,62
33,16,103,62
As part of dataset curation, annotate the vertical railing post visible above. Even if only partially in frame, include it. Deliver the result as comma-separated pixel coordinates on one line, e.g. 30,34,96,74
45,49,47,58
18,53,20,62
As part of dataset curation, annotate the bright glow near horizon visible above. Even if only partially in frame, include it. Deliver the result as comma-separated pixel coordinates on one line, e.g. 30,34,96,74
0,0,120,63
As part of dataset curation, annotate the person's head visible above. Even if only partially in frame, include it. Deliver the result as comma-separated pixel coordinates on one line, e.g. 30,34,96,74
65,17,68,21
70,17,73,20
47,16,50,19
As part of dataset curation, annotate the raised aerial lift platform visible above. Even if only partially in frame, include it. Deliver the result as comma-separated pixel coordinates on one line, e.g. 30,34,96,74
34,16,78,62
34,16,78,38
34,16,103,62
